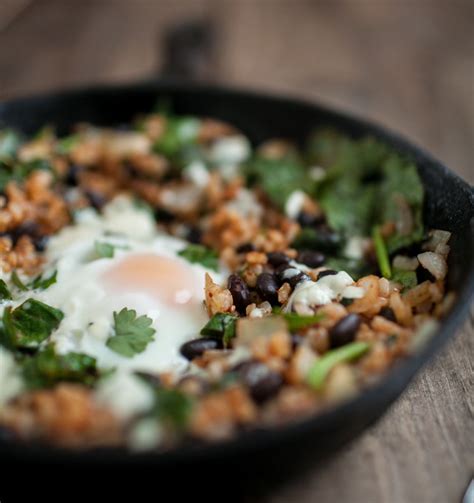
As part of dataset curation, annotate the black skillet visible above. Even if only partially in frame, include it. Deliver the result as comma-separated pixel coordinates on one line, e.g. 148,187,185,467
0,24,473,500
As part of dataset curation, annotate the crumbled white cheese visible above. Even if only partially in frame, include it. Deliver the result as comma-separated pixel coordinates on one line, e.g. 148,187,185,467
225,188,263,218
284,271,364,312
183,160,210,188
95,371,154,421
282,267,302,280
344,236,366,260
128,418,163,451
0,347,24,407
209,135,251,166
285,190,306,219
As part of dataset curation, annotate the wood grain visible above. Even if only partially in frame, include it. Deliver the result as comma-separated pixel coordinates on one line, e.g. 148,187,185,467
0,1,472,501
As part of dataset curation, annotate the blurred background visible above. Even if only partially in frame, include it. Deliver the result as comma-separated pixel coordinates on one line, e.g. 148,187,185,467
0,2,472,502
0,0,472,183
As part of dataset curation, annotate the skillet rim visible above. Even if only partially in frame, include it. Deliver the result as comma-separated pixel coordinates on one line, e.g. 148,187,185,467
0,80,473,465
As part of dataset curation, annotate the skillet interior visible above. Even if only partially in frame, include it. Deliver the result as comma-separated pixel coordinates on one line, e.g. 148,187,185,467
0,82,472,483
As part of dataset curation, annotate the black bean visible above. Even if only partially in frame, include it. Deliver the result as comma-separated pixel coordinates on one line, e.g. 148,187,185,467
329,314,362,348
287,271,310,289
379,307,397,323
297,212,325,228
154,207,175,223
11,221,39,241
66,164,83,186
180,337,223,360
267,251,290,267
85,190,106,211
235,361,283,403
228,274,251,314
236,242,255,254
186,226,202,244
33,235,49,252
256,272,279,304
317,269,338,280
297,250,325,268
313,227,342,253
275,263,293,282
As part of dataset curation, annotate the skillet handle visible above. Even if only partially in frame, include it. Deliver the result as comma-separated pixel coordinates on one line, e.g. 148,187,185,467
159,20,215,81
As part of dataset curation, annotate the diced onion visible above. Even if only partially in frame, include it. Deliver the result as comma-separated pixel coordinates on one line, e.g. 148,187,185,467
417,251,447,280
393,255,419,271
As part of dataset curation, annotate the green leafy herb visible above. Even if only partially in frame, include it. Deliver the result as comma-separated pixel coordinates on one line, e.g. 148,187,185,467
29,270,57,290
307,341,370,390
282,312,324,331
292,227,342,254
153,116,200,158
56,134,80,155
0,279,12,300
200,312,237,347
11,271,28,291
22,345,98,389
378,156,424,253
94,241,116,259
0,158,52,192
319,177,377,237
2,299,64,349
391,269,418,291
150,388,193,430
372,226,391,279
244,156,311,210
106,307,156,357
178,244,219,271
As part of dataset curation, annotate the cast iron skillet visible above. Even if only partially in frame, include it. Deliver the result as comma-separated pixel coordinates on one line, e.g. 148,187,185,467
0,81,473,494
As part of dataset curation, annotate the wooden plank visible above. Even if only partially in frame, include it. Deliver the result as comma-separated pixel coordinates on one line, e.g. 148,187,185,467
0,1,472,501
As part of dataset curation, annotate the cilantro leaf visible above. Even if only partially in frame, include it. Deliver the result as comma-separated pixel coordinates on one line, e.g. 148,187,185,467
178,244,219,271
22,345,98,389
200,312,237,347
2,299,64,349
106,307,156,357
94,241,116,259
0,279,12,300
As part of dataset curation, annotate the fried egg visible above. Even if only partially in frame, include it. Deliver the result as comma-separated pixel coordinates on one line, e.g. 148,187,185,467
29,196,224,374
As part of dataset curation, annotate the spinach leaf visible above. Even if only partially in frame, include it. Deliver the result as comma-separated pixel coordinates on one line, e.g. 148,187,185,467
150,388,193,430
178,244,219,271
22,345,98,389
2,299,64,349
378,156,424,253
29,270,58,290
200,312,237,347
244,156,312,210
0,279,12,300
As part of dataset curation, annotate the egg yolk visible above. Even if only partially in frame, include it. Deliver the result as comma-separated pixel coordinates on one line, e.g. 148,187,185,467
102,254,203,306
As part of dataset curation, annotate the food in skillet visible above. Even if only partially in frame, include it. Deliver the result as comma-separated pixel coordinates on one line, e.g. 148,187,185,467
0,108,454,450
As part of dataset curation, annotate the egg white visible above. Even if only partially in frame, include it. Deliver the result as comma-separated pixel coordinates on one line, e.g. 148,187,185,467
23,196,224,375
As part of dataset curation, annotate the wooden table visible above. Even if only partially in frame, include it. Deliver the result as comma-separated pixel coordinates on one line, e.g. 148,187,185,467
0,1,472,501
